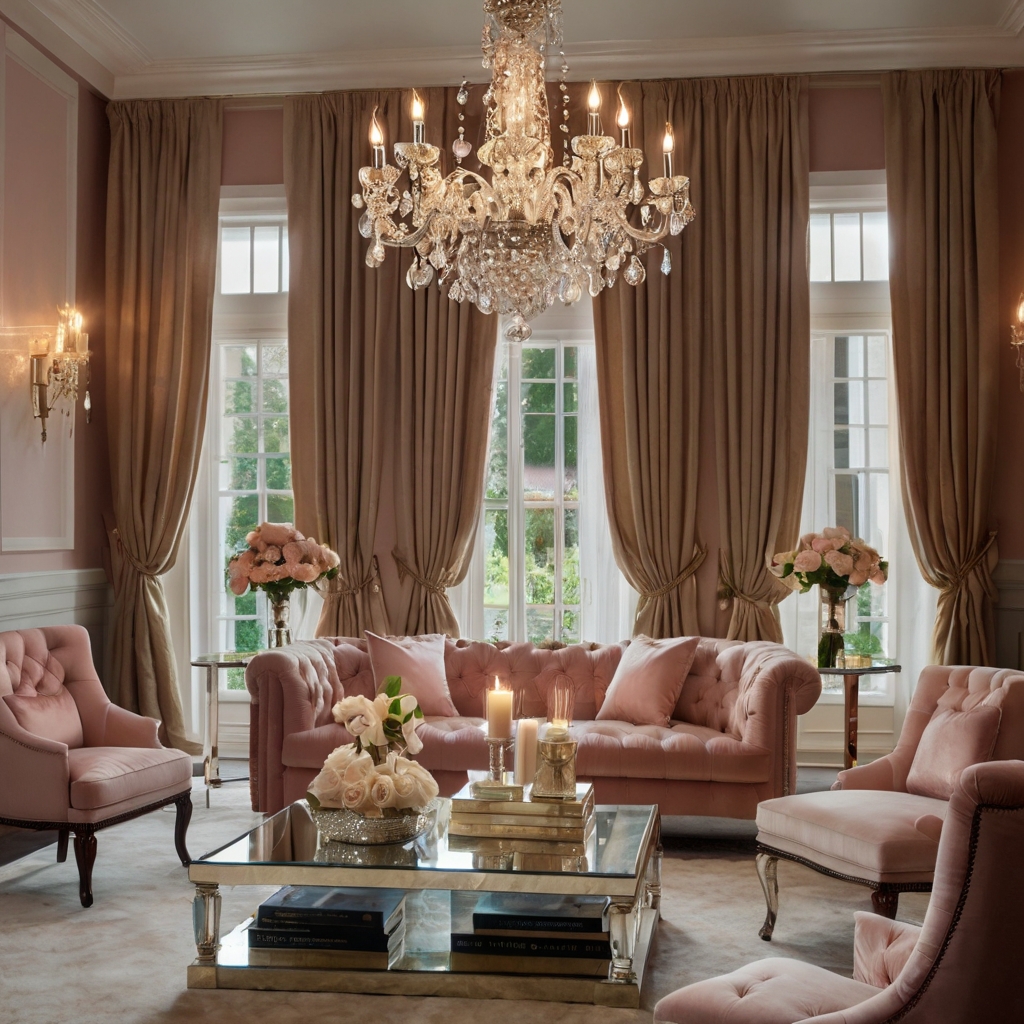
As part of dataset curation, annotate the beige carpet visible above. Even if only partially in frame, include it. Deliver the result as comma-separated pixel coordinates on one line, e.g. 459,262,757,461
0,780,929,1024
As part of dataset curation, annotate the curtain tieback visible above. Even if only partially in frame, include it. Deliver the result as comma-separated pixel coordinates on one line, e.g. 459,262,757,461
326,555,383,598
640,545,707,601
111,527,157,578
937,532,998,594
393,551,456,596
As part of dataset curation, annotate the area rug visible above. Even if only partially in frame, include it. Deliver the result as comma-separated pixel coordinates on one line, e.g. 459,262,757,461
0,780,928,1024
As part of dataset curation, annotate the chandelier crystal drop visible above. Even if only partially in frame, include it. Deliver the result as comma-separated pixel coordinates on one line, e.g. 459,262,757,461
353,0,695,342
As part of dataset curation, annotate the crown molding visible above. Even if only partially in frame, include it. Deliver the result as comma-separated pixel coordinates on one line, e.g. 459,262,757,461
1000,0,1024,36
29,0,148,72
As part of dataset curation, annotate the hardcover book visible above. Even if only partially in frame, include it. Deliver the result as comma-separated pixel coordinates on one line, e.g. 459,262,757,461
452,780,594,818
255,886,406,933
471,893,610,934
248,942,404,971
248,922,405,953
447,815,595,842
450,932,612,959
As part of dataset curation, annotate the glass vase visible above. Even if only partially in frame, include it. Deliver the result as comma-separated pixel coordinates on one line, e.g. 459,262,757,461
268,595,292,648
817,584,853,669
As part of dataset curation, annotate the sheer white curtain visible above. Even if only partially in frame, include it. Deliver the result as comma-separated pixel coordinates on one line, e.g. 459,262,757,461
578,342,638,643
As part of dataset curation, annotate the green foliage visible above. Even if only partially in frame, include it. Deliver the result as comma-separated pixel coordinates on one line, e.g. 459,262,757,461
486,382,508,500
843,629,884,657
384,676,402,699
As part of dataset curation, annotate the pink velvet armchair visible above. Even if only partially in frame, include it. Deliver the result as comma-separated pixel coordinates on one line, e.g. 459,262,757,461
654,759,1024,1024
0,625,194,906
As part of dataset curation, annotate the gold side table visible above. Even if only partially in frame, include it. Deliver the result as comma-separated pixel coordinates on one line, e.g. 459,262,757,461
818,664,902,769
190,652,254,807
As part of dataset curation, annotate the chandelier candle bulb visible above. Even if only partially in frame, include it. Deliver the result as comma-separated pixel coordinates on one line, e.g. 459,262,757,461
587,80,602,136
486,679,513,740
662,123,674,179
617,97,631,148
369,109,385,169
411,90,425,144
513,718,539,786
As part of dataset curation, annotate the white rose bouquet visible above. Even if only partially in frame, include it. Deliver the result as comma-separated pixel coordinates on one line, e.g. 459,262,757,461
306,676,439,818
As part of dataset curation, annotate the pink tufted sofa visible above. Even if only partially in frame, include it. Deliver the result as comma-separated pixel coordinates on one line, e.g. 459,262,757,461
245,636,821,817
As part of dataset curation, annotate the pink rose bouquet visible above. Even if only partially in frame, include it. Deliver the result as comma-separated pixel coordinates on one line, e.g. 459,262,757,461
306,676,438,817
226,521,339,604
769,526,888,594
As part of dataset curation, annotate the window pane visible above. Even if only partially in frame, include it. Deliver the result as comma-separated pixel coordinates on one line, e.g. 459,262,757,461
862,212,889,281
234,591,257,615
526,607,554,644
846,336,865,378
868,471,890,552
564,414,578,499
222,345,257,377
563,346,577,379
523,415,555,499
266,456,292,491
869,428,888,468
561,609,581,644
563,382,578,413
522,347,556,379
809,213,832,282
281,227,290,292
868,381,887,424
262,416,289,454
484,607,509,643
224,417,258,455
833,428,850,469
834,382,849,425
833,213,861,281
233,618,262,655
486,381,508,500
834,336,849,378
266,493,294,523
848,428,867,469
221,227,251,294
224,379,255,414
846,381,866,425
226,666,247,690
219,456,257,491
524,508,555,605
262,378,288,413
484,508,510,612
867,336,886,378
563,508,580,604
521,382,556,413
253,226,280,293
835,473,860,537
221,494,258,555
262,344,288,376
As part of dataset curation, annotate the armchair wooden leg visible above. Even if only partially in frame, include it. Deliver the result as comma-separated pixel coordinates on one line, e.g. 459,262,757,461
174,791,193,867
73,831,97,908
56,829,69,863
756,852,780,941
871,888,900,919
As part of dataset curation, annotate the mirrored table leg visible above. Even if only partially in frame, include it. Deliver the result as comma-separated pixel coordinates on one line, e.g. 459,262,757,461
645,816,663,910
203,666,221,807
608,897,638,982
193,883,221,964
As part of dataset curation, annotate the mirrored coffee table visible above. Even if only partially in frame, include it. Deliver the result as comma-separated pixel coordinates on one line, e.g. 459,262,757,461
187,799,661,1007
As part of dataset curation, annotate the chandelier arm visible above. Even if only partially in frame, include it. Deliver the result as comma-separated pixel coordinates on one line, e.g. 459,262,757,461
612,207,673,246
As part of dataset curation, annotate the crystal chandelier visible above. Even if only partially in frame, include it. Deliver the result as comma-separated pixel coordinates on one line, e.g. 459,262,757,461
353,0,694,342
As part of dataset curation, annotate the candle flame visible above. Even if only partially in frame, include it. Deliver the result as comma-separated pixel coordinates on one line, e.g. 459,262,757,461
662,122,674,154
588,80,601,112
411,90,424,121
1016,292,1024,324
369,106,384,147
616,98,630,130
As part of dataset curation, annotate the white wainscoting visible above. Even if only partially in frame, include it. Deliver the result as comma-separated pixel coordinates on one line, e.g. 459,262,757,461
0,569,113,678
995,560,1024,671
797,703,896,767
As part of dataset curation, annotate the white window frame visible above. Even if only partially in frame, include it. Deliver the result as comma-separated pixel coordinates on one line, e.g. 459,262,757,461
191,186,289,700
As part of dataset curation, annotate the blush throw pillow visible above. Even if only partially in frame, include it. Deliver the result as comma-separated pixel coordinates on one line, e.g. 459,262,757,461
365,632,458,718
906,704,1002,801
596,635,701,727
3,688,84,748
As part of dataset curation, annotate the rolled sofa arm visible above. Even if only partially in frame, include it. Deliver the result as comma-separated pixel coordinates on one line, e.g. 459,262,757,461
0,726,70,821
853,911,921,988
245,639,343,812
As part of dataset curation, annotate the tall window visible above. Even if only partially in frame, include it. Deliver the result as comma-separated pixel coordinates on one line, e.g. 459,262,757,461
483,341,581,643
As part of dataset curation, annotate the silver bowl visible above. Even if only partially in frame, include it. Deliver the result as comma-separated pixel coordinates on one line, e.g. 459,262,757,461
308,801,436,845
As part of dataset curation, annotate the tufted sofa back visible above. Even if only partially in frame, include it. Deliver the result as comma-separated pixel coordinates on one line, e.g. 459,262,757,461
299,635,790,738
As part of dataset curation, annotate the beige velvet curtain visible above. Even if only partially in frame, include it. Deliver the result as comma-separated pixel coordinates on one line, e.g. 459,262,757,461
105,99,222,752
883,70,1001,665
593,77,809,640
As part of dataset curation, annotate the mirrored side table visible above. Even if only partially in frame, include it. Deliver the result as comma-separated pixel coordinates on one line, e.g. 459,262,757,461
191,652,255,807
818,664,902,769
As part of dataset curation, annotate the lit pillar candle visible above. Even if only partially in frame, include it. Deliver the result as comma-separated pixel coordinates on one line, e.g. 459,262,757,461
662,122,675,179
411,90,425,144
486,678,513,739
514,717,538,786
587,80,602,136
369,106,386,169
545,717,569,741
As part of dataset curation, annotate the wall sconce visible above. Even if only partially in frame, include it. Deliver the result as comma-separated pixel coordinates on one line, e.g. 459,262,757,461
30,303,91,442
1013,293,1024,393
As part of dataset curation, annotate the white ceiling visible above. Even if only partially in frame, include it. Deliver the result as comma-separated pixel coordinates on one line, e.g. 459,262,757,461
3,0,1023,98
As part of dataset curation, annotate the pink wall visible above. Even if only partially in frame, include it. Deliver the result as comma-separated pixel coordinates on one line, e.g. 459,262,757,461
809,86,885,172
222,107,284,185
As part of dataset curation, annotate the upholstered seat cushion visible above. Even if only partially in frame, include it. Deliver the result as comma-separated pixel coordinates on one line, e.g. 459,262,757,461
574,720,771,783
282,717,489,773
68,746,192,811
756,790,948,884
653,957,880,1024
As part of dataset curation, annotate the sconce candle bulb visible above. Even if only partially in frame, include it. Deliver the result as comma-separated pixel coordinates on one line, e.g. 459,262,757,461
30,304,91,443
1012,291,1024,392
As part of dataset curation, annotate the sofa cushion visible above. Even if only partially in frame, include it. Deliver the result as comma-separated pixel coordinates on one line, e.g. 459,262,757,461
67,746,192,811
756,790,949,884
573,720,771,783
597,635,700,727
906,705,1002,801
366,632,458,717
3,688,83,748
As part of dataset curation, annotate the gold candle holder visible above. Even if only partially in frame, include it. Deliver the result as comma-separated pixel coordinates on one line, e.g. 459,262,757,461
532,734,578,799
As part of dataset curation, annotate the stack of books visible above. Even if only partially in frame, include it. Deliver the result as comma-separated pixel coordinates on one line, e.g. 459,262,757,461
448,780,596,842
247,886,406,970
450,893,612,976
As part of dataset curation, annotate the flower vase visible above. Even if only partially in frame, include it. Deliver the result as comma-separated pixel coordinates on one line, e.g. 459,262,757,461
268,596,292,648
818,584,853,669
